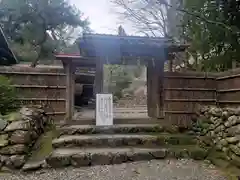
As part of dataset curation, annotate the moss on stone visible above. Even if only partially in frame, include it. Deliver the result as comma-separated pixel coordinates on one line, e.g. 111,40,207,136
166,136,179,145
188,147,208,160
4,112,21,122
164,126,179,134
170,148,189,159
178,136,196,145
166,145,206,160
0,134,8,147
28,128,59,162
198,122,211,130
152,126,164,133
209,158,230,168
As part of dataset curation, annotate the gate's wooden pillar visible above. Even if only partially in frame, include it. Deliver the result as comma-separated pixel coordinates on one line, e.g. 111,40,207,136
65,62,75,121
147,59,164,118
95,58,104,94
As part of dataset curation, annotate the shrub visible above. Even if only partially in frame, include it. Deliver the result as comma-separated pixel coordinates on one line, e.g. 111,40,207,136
105,64,133,101
0,76,19,115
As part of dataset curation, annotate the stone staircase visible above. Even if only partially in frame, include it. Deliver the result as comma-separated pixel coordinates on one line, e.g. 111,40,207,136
46,124,208,168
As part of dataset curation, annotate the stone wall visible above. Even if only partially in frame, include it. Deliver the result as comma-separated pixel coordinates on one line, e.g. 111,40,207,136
0,107,48,170
193,106,240,168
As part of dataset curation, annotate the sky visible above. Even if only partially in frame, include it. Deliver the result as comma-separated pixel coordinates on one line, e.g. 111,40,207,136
69,0,134,34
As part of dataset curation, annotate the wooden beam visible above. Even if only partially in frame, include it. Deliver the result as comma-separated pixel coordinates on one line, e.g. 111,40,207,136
169,59,173,72
147,59,164,118
65,62,75,121
95,57,104,94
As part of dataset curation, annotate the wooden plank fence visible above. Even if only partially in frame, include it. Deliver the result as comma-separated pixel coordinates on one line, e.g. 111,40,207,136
163,71,217,127
0,66,66,121
2,65,240,126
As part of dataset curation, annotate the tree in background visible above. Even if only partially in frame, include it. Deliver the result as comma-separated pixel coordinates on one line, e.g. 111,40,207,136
113,0,240,72
181,0,240,72
112,0,187,70
113,0,183,38
0,0,90,67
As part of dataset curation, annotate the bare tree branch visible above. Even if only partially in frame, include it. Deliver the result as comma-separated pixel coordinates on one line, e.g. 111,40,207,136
155,0,236,32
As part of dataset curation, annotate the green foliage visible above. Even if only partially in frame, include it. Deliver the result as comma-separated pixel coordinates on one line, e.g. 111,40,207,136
181,0,240,72
0,0,90,65
105,65,133,99
0,76,19,115
133,65,143,78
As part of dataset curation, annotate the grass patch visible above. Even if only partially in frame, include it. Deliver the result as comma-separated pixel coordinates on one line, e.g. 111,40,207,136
28,128,60,162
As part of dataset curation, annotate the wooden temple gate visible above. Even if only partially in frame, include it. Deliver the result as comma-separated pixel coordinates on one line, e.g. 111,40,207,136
56,34,187,122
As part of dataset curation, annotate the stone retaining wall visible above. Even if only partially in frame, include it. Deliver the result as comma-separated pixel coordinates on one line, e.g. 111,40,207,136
0,107,48,170
193,106,240,168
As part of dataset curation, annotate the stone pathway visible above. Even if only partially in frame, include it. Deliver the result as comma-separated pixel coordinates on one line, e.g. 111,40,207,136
0,160,228,180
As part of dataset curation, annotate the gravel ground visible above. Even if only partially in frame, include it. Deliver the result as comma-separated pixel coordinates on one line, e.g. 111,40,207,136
0,159,228,180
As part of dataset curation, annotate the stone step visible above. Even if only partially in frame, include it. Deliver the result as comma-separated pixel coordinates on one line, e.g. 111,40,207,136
52,134,197,148
46,146,207,168
59,124,164,136
62,118,161,125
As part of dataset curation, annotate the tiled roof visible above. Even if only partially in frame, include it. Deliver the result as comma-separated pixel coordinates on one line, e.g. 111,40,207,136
78,33,188,60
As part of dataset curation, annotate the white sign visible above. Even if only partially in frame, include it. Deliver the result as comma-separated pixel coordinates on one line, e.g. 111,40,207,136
96,94,113,126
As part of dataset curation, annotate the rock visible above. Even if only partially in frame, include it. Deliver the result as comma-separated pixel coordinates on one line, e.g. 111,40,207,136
22,160,46,171
224,121,231,128
46,154,71,168
150,149,167,159
91,153,112,165
209,131,215,137
213,120,222,127
1,166,12,172
20,107,40,119
111,152,128,164
233,107,240,116
216,132,225,138
30,131,39,140
208,124,215,130
230,145,240,156
169,148,189,159
204,112,210,118
222,133,227,138
226,137,239,144
4,120,31,132
0,134,8,147
222,147,229,153
230,154,240,167
216,143,223,151
0,118,8,131
227,124,240,136
9,155,25,168
4,158,12,168
10,130,31,144
222,111,230,119
219,139,228,147
214,125,225,134
71,153,91,167
189,148,208,160
200,106,208,114
210,117,218,123
200,136,213,146
0,155,8,164
0,144,28,155
225,115,238,127
210,107,222,117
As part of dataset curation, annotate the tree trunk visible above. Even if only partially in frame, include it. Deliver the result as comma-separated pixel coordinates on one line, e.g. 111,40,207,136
30,46,43,68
